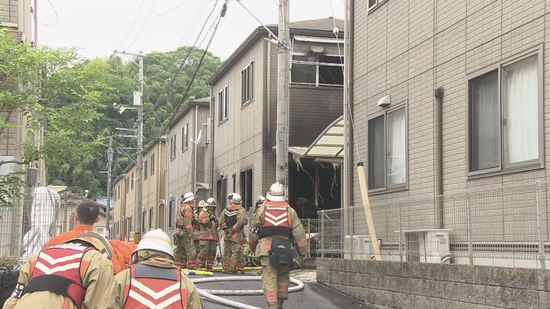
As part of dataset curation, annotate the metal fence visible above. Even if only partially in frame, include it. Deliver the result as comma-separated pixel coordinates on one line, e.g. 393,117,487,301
317,182,550,269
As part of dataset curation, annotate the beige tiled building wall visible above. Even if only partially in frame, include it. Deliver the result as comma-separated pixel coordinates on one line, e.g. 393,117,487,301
166,101,210,236
142,139,166,233
212,38,268,211
348,1,550,252
353,0,550,204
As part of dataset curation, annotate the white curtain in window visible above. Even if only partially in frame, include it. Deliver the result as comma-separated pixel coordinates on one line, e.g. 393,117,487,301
388,108,406,185
470,70,499,171
503,55,539,164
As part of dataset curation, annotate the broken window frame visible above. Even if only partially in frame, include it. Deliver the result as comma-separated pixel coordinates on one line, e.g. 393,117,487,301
291,53,344,87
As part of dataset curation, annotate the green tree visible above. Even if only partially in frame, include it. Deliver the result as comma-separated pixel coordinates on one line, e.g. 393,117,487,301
0,29,222,201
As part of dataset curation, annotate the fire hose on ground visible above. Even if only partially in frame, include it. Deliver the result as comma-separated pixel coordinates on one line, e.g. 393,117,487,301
192,276,305,309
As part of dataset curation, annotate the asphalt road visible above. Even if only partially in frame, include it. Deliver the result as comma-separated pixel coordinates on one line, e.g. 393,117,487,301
190,270,370,309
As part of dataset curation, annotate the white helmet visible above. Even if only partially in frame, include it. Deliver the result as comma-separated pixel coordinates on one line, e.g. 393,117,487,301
267,182,286,202
256,195,266,205
206,197,216,207
198,200,208,208
227,193,234,201
132,229,174,261
231,193,242,204
182,192,196,204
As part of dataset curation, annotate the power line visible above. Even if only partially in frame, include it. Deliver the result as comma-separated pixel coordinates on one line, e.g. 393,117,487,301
150,0,220,120
176,0,212,46
39,0,59,27
160,1,227,136
126,0,157,50
120,0,146,49
150,0,195,19
235,0,279,43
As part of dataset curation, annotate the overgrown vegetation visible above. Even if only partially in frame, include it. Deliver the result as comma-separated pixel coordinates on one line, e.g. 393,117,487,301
0,29,221,202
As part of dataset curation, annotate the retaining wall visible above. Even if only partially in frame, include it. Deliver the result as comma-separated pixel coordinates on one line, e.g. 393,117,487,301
316,258,550,308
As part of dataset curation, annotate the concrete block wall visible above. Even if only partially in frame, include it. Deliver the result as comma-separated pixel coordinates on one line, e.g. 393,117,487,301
317,258,550,308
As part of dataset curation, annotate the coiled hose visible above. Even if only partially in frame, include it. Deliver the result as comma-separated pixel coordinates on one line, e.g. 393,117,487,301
193,276,305,309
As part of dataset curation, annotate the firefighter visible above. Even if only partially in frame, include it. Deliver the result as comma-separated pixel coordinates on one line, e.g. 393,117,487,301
101,229,202,309
254,195,266,214
218,193,248,273
174,192,197,269
249,182,308,309
196,200,218,269
4,233,113,309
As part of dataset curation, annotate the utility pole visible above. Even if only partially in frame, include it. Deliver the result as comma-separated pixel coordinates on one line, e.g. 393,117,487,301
106,136,113,239
135,52,144,243
276,0,290,186
113,50,144,243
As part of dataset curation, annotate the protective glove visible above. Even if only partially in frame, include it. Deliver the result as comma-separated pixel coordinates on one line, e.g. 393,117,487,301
292,256,304,269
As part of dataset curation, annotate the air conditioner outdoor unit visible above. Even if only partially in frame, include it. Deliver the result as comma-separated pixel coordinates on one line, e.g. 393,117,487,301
344,234,371,260
403,229,452,264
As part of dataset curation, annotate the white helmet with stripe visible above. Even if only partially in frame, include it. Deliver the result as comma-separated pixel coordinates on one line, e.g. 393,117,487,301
132,229,174,261
267,182,286,202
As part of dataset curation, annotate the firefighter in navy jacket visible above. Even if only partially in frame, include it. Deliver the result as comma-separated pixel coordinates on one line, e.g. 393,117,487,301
100,229,202,309
4,233,113,309
249,183,308,309
218,193,248,273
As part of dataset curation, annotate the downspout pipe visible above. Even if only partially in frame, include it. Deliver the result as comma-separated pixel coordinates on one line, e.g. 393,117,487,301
434,87,444,229
193,105,199,195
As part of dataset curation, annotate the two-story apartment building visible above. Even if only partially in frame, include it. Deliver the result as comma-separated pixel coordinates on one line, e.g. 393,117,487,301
347,0,550,265
166,97,210,237
112,137,166,240
210,18,344,216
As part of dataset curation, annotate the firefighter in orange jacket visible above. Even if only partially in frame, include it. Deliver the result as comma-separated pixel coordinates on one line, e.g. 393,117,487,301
218,193,248,273
100,229,202,309
174,192,197,269
196,199,218,269
4,233,113,309
249,183,308,309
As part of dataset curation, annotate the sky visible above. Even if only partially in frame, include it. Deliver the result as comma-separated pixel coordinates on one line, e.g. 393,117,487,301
37,0,345,60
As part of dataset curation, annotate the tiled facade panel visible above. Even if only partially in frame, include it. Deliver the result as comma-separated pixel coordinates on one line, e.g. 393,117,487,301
352,0,550,206
0,0,18,24
213,39,266,209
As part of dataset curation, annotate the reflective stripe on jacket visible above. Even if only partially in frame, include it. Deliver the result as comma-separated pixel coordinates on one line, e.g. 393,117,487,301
123,264,188,309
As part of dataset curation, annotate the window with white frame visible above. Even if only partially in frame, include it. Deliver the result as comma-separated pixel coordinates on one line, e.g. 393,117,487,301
241,62,254,105
170,134,176,160
182,122,189,151
368,0,387,12
468,52,542,174
368,107,407,191
291,54,343,86
218,86,228,123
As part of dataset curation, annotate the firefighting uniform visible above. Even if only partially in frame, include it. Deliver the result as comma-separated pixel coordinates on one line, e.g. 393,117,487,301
174,202,197,268
193,209,201,258
99,250,202,309
218,204,248,272
4,239,113,309
249,201,308,308
196,208,218,269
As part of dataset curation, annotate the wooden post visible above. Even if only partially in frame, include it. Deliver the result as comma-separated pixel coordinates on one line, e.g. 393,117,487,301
357,162,382,260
